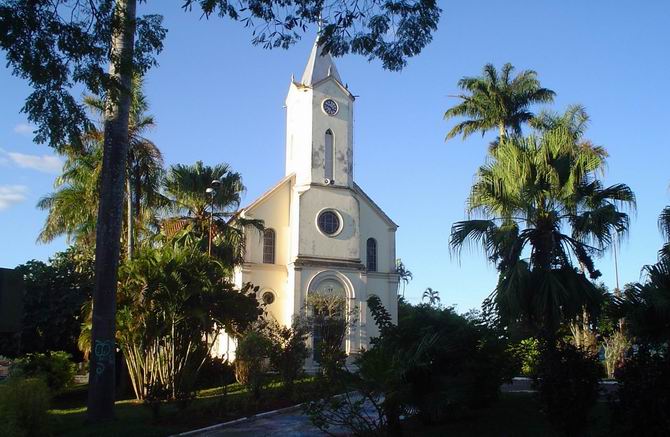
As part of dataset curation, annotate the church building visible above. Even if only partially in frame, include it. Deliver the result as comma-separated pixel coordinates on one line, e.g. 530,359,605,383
231,41,399,368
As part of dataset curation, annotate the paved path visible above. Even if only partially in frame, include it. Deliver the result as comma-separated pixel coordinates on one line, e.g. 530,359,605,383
184,378,620,436
194,410,330,436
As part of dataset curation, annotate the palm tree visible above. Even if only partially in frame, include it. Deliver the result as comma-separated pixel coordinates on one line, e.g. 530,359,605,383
659,205,670,262
450,112,635,340
37,140,102,245
422,287,440,306
84,75,164,258
444,63,555,142
37,76,163,257
161,161,259,266
613,259,670,345
395,259,413,298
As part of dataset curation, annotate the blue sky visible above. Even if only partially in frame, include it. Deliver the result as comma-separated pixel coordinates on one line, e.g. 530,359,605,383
1,0,669,311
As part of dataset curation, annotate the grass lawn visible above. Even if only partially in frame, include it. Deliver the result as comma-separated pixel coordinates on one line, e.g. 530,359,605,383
403,392,612,437
48,377,323,437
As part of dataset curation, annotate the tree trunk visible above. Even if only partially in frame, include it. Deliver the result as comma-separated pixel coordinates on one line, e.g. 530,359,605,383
87,0,137,422
127,176,134,259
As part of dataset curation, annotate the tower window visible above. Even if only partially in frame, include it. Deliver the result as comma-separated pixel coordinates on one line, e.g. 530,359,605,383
325,129,334,180
263,229,275,264
366,238,377,272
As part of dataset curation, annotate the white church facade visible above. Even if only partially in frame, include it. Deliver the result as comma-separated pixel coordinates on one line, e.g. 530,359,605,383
225,41,399,368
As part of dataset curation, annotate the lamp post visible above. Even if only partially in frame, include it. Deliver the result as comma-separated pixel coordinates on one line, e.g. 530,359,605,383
206,179,221,256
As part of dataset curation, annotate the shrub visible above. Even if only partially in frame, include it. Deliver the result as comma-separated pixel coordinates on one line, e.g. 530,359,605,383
534,341,601,436
235,331,271,399
196,356,236,389
11,351,75,393
509,337,541,377
0,377,50,437
397,299,512,423
266,319,310,394
611,348,670,436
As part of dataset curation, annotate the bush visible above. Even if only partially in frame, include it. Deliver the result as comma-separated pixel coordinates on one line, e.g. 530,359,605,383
509,337,541,377
0,377,51,437
266,319,310,394
11,351,75,393
196,356,236,389
611,348,670,436
534,342,601,436
235,331,271,399
397,299,512,423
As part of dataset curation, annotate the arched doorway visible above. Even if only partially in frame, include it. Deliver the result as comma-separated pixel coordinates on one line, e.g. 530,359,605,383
308,276,348,364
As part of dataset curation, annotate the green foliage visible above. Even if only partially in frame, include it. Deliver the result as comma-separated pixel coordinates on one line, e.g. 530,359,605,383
11,351,76,394
306,296,512,436
3,249,93,360
186,0,441,71
451,113,635,336
266,319,310,394
508,337,541,377
0,377,50,437
534,342,601,436
196,356,236,390
444,63,555,141
161,160,258,266
396,299,512,422
611,348,670,436
235,331,272,400
113,245,262,401
612,258,670,345
0,1,166,150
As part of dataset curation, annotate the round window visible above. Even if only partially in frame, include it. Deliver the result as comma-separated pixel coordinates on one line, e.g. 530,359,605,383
317,210,340,236
262,291,275,305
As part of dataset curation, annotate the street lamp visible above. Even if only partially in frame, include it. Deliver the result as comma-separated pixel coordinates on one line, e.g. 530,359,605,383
206,179,220,256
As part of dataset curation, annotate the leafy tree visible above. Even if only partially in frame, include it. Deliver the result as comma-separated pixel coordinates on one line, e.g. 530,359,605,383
450,111,635,341
4,249,94,359
422,287,440,306
235,330,272,401
444,63,555,142
1,0,441,420
265,318,310,395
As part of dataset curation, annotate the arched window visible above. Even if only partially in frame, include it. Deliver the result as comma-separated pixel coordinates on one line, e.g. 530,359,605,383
263,229,275,264
366,238,377,272
325,129,334,180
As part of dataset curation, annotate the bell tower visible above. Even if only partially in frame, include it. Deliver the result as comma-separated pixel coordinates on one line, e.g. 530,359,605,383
285,40,355,188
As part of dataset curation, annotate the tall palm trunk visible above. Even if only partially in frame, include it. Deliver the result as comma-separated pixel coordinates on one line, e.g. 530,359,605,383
127,177,134,259
87,0,137,421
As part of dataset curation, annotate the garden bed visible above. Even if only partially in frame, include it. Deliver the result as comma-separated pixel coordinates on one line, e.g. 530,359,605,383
48,377,323,436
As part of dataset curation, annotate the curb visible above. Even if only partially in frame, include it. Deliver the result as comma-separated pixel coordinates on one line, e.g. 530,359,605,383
172,402,306,436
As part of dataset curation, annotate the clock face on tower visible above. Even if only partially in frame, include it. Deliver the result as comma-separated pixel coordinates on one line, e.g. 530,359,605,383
322,98,339,116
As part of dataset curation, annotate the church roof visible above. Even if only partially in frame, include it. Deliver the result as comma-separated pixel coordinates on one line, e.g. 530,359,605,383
300,40,342,86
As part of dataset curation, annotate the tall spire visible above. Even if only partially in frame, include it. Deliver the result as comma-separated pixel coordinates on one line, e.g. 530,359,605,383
300,39,341,86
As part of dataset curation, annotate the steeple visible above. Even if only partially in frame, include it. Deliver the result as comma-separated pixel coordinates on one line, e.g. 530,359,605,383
300,40,342,86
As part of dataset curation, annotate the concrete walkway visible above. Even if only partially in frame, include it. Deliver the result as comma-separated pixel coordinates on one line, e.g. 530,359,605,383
180,378,619,436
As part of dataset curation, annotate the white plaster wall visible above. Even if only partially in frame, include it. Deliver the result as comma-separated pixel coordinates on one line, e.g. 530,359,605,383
358,195,396,273
297,186,360,260
285,84,313,186
311,80,354,188
238,180,292,326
